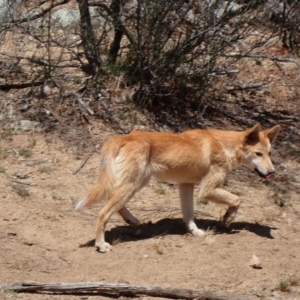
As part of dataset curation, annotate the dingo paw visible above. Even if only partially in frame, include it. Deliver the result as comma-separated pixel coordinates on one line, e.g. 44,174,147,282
222,217,232,228
222,212,236,228
96,241,112,253
191,228,205,236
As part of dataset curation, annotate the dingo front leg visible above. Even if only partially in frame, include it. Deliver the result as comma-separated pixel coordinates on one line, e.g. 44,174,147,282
199,169,240,228
179,183,205,236
202,187,240,228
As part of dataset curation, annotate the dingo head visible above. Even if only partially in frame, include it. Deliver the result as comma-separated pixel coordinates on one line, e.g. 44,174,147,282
241,124,281,179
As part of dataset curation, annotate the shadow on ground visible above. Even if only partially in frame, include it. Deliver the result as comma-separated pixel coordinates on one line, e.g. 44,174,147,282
79,217,276,248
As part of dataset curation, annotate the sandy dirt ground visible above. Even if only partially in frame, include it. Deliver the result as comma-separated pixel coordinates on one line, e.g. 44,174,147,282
1,128,300,300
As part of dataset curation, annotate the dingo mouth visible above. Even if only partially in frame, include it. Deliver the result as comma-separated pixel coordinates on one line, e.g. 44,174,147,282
255,168,275,179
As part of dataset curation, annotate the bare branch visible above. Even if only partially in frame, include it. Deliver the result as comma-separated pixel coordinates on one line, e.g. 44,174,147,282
223,53,300,67
88,0,135,45
2,281,253,300
0,0,71,30
0,81,44,91
225,82,266,91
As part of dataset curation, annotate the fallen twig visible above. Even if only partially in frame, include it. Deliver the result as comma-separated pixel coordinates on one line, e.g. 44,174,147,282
26,160,50,167
73,154,93,175
225,82,266,91
2,281,253,300
0,81,44,91
10,179,33,186
77,97,94,116
223,53,300,67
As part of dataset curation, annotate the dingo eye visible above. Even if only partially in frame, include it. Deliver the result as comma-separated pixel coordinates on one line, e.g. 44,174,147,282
255,152,263,157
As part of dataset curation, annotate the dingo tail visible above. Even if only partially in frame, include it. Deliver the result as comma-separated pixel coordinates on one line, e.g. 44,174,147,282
75,137,123,211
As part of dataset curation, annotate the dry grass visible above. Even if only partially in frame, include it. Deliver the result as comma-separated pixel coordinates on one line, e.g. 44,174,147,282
0,149,8,160
38,165,52,173
153,184,166,195
19,148,32,158
110,234,121,246
1,128,13,139
276,279,290,292
155,242,165,255
203,228,216,245
276,275,300,292
197,197,208,205
288,275,300,287
11,184,30,198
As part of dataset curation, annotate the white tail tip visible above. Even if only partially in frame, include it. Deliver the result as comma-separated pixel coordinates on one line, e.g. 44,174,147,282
75,198,87,211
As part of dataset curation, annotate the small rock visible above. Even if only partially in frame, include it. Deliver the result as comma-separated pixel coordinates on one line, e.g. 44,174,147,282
278,163,287,170
249,255,262,269
16,120,41,132
19,103,29,112
292,175,300,183
143,254,149,258
14,171,29,179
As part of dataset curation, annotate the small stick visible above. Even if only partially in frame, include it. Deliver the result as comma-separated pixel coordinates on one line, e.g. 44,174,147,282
73,154,93,175
11,179,33,186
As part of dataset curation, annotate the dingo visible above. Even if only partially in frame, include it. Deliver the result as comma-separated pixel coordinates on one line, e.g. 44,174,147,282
76,124,280,252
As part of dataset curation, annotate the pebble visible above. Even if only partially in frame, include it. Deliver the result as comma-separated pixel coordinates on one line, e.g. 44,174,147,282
249,255,262,269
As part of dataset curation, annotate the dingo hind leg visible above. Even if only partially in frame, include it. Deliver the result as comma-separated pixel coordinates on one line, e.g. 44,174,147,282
179,183,205,236
118,206,140,227
95,185,139,252
95,141,151,252
96,172,150,252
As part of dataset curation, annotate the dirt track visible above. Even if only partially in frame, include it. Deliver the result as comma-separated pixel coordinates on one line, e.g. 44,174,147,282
1,129,300,300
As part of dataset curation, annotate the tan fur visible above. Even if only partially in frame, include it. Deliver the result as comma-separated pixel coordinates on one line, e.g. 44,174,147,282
76,124,280,253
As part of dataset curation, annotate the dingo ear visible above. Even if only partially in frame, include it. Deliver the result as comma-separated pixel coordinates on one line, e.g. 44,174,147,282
245,124,261,145
264,125,281,144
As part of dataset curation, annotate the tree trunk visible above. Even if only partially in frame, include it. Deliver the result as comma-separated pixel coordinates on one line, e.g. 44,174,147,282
77,0,101,75
108,0,123,65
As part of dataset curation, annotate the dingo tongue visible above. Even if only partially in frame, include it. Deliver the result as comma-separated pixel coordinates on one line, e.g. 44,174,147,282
266,173,275,179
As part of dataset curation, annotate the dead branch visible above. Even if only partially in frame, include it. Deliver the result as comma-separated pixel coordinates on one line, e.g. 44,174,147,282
10,179,33,186
224,53,300,67
225,82,266,91
0,81,44,91
88,1,135,45
2,281,254,300
77,96,95,116
26,160,50,167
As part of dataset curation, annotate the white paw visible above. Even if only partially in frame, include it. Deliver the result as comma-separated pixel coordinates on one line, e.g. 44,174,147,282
96,241,112,253
186,222,205,236
191,227,205,237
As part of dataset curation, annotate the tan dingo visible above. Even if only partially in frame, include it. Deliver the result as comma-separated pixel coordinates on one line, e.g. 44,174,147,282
76,124,280,252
